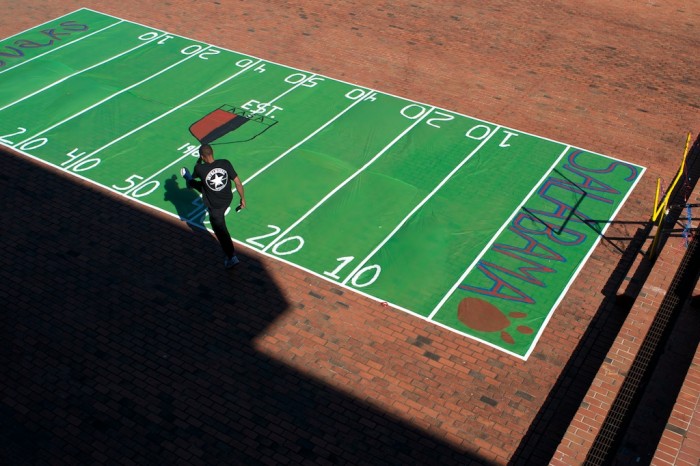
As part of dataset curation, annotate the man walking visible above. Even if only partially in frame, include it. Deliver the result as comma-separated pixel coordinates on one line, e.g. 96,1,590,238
181,144,245,268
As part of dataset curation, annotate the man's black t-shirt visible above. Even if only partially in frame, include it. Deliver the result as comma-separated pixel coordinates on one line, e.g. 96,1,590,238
192,159,237,209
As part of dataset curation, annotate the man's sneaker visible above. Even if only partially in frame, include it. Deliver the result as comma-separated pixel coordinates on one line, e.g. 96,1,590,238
224,255,240,269
180,167,192,181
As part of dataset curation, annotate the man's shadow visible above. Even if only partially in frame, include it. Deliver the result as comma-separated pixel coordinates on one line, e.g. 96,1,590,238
0,151,493,465
163,173,206,233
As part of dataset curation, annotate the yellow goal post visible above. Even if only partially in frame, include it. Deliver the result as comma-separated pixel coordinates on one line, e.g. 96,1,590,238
647,132,693,260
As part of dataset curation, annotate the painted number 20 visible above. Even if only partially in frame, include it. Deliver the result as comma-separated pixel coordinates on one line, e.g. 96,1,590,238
246,225,304,256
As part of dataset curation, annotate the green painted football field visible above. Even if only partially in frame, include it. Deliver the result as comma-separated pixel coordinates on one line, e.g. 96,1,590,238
0,9,645,358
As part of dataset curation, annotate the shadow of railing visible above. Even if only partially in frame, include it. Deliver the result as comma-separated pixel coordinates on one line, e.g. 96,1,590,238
509,134,700,465
603,227,700,465
508,220,652,465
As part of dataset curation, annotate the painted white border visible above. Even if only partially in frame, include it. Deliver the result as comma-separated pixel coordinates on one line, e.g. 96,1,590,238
0,8,649,360
0,11,131,75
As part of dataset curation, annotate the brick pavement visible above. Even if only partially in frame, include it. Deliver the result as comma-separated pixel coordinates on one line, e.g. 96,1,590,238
1,1,698,465
550,173,700,465
651,285,700,466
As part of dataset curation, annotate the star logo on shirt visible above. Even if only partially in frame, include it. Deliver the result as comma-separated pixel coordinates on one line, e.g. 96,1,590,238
210,173,225,189
205,168,229,191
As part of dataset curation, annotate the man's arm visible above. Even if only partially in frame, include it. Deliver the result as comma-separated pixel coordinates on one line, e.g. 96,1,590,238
233,175,246,210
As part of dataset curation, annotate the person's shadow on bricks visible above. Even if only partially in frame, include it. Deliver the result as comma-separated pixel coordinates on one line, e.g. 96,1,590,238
0,152,494,466
163,173,205,232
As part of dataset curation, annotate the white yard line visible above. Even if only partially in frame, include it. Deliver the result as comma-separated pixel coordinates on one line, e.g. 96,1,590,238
124,152,194,196
266,75,316,106
80,58,262,162
0,19,125,76
57,59,264,194
0,10,83,40
6,8,647,360
0,28,163,111
427,144,572,320
243,92,373,185
180,79,374,219
262,107,435,254
97,60,255,155
520,163,646,360
12,44,211,148
76,8,645,171
340,125,503,286
68,64,320,196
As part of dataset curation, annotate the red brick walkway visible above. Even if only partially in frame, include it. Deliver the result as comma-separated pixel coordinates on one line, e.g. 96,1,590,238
651,287,700,466
1,1,698,465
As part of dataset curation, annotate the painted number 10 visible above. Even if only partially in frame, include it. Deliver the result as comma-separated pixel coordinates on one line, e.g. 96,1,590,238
324,256,381,288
